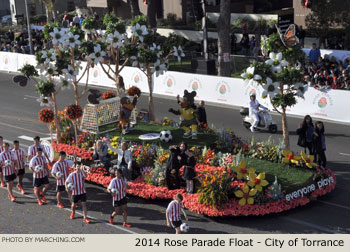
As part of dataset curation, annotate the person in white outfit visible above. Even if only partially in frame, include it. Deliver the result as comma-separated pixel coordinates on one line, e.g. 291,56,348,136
249,94,268,132
107,141,133,181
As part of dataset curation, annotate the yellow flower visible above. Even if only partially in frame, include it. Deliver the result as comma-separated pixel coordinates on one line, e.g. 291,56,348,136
300,151,318,168
234,184,257,206
247,172,269,192
233,160,256,180
281,149,301,165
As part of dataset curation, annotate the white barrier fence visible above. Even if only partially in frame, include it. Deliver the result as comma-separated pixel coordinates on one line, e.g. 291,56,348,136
1,51,350,123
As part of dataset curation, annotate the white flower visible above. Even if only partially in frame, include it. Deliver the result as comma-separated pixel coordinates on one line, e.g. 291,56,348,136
41,49,57,64
294,83,308,98
151,60,167,77
241,66,262,86
173,46,185,62
106,31,124,48
130,53,140,67
62,65,78,82
150,43,162,57
43,64,58,76
265,52,289,73
64,32,81,48
88,44,106,65
37,95,53,107
49,27,66,45
130,23,148,42
262,81,280,98
58,76,71,90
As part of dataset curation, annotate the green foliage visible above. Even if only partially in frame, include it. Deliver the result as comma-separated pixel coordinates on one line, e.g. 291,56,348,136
43,23,59,39
103,13,119,26
35,80,55,97
275,66,303,85
30,14,47,24
272,93,296,109
251,61,274,81
105,20,126,35
82,16,99,30
69,26,85,41
131,15,148,27
18,64,39,78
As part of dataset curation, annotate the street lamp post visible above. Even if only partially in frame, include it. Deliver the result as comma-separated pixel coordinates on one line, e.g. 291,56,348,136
24,0,34,55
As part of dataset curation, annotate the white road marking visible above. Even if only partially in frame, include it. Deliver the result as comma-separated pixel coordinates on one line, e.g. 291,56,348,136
318,200,350,211
18,135,35,141
4,139,29,148
24,95,38,99
339,153,350,156
281,217,339,234
0,187,137,234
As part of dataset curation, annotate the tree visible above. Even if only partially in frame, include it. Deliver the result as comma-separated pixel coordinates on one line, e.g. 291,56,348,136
304,0,350,48
36,0,58,23
129,0,141,18
241,32,306,150
128,17,185,121
217,0,231,76
146,0,157,28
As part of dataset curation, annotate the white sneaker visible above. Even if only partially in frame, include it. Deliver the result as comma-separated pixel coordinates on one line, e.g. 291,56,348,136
250,126,256,132
191,132,198,139
183,132,191,138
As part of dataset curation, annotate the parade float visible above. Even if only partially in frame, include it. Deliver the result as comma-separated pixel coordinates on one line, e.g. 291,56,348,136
14,16,336,217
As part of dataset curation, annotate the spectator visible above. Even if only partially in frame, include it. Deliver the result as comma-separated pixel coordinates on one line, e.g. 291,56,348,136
309,43,321,63
249,36,256,56
296,115,314,155
73,14,80,27
240,34,249,56
313,121,327,168
298,25,306,48
230,32,237,54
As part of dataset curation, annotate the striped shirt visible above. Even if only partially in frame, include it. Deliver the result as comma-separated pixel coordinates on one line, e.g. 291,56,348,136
12,148,26,170
167,200,183,222
66,171,86,196
0,146,4,153
29,155,48,179
0,151,17,176
52,160,74,186
28,144,47,158
108,177,127,201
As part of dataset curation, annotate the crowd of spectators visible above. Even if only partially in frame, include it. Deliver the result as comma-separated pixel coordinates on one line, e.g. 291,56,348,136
0,28,47,54
304,43,350,90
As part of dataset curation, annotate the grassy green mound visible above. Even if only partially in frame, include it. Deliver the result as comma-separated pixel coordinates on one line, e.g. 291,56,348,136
101,121,218,148
245,158,314,193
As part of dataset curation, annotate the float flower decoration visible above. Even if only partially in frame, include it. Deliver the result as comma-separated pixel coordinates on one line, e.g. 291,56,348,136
240,66,262,86
300,151,318,168
106,30,124,49
262,78,280,99
281,149,301,165
247,172,269,192
130,23,148,42
49,27,66,45
173,46,185,62
89,44,106,65
38,108,54,123
233,160,256,180
265,52,289,73
234,184,258,206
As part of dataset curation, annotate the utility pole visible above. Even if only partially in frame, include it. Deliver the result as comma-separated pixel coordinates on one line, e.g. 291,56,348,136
201,0,208,60
24,0,34,55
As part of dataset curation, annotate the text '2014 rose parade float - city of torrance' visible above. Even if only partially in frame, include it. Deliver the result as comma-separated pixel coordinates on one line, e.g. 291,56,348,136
1,13,336,234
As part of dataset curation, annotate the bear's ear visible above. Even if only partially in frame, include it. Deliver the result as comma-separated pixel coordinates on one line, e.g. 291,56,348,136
190,91,197,97
184,89,189,96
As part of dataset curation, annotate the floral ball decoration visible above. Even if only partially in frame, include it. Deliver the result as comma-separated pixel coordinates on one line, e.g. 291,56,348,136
65,104,83,120
126,86,141,97
38,108,54,123
102,91,116,100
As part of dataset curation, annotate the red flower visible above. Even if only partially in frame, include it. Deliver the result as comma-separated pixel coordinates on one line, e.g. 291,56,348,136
38,108,54,123
65,104,83,120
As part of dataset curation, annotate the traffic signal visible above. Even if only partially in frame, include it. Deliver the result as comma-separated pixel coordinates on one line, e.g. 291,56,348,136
192,0,204,21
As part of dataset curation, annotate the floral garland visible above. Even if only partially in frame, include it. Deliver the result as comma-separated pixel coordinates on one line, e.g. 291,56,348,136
52,142,93,160
126,86,141,97
101,91,116,100
65,104,83,120
38,108,54,123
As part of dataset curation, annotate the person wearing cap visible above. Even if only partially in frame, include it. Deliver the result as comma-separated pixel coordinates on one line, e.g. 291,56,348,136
249,94,267,132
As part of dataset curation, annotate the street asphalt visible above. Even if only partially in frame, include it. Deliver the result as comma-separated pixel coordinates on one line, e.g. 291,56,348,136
0,71,349,234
